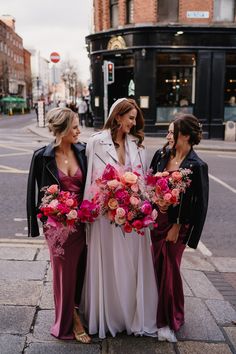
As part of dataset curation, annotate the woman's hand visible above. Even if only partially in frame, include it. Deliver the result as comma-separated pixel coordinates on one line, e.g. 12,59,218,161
166,224,181,243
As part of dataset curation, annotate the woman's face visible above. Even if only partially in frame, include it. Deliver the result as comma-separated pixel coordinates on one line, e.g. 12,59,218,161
117,108,137,134
166,122,189,149
62,115,80,144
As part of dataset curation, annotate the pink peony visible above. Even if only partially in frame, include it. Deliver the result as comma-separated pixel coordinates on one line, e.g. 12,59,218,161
163,193,172,202
141,201,152,215
171,171,182,181
65,198,75,207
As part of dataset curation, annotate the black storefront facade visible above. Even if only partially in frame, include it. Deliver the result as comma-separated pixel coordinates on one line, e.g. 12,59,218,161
86,25,236,139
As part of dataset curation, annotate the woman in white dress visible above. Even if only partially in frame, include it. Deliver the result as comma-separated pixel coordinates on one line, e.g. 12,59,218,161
80,98,158,339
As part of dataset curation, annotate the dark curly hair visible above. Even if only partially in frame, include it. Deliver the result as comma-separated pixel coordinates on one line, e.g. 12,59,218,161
103,98,144,147
163,113,203,155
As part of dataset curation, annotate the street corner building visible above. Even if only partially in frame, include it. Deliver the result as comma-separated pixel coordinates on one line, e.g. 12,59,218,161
86,0,236,139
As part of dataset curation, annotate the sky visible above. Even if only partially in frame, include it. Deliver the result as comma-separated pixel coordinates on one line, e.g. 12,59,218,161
1,0,93,82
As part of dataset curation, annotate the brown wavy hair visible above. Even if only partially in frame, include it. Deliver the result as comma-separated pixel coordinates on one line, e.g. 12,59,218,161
103,98,144,147
163,113,203,156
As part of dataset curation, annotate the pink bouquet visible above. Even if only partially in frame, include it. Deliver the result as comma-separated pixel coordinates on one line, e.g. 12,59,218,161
91,164,158,235
38,184,99,256
145,168,192,210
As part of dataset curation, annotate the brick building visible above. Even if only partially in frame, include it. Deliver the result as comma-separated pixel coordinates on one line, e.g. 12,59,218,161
0,15,31,101
87,0,236,138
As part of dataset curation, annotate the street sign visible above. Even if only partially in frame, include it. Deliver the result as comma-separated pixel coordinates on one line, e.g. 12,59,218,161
50,52,60,63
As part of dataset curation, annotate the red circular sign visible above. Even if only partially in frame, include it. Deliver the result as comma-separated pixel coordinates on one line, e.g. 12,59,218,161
50,52,60,63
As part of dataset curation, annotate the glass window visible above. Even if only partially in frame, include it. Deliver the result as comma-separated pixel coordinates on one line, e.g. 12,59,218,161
224,53,236,121
158,0,178,22
156,53,196,123
126,0,134,24
214,0,235,22
110,0,119,28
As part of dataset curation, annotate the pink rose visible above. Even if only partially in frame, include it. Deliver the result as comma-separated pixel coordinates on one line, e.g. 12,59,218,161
116,207,126,218
172,188,180,197
132,219,143,230
47,184,59,194
65,198,74,207
131,184,139,192
115,215,126,225
108,198,119,210
171,171,182,181
130,196,140,206
123,172,138,185
124,222,133,233
163,193,172,202
67,209,77,220
107,179,120,189
48,199,59,208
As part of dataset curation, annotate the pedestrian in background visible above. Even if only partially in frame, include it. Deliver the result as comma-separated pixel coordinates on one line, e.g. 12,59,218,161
150,113,209,342
77,97,88,127
26,107,90,343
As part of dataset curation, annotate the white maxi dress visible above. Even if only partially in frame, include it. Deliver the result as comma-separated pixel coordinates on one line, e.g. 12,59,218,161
80,130,158,339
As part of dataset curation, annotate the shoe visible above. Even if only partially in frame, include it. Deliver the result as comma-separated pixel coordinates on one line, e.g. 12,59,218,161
158,326,177,343
73,329,91,344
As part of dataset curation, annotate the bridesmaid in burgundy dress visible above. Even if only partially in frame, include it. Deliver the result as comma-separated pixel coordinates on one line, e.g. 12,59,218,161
27,107,90,343
150,114,209,342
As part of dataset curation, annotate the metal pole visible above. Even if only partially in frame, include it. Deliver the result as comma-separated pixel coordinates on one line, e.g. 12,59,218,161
53,64,56,107
103,62,108,122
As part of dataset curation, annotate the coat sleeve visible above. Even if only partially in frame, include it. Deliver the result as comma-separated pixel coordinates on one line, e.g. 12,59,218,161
150,150,162,174
26,151,40,237
186,161,209,249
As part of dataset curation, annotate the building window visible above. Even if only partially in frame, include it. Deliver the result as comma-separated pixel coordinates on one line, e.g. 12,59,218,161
214,0,235,22
224,53,236,121
110,0,119,28
156,53,196,123
158,0,178,22
126,0,134,24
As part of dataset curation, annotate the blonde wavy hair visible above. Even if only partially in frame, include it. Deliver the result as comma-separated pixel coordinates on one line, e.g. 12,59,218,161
46,107,78,146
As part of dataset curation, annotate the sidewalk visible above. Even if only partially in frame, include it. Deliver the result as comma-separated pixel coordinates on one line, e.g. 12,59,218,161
26,123,236,152
1,121,233,353
0,239,236,354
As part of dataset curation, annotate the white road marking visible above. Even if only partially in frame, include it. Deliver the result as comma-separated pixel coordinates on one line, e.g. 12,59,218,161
0,152,32,157
209,173,236,194
0,143,33,153
15,233,28,237
14,218,27,221
218,154,236,159
198,240,212,257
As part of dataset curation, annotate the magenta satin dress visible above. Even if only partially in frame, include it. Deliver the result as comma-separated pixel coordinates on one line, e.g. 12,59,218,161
151,211,189,332
46,167,86,339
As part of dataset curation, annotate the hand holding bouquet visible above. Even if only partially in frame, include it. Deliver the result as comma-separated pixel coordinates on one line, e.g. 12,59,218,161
91,164,158,235
38,184,99,256
145,168,192,211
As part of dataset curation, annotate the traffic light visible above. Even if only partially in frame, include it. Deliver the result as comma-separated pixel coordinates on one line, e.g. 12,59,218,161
104,61,115,84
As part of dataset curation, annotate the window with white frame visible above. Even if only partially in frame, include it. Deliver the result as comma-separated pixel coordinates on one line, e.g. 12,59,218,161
126,0,134,24
214,0,235,21
110,0,119,28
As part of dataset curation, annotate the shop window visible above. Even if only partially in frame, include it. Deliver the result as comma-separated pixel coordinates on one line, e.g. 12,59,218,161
156,53,196,123
110,0,119,28
214,0,235,22
224,53,236,121
126,0,134,24
158,0,178,22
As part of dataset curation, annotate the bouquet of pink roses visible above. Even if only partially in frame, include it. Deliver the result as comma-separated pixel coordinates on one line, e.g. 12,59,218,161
91,164,158,235
145,168,192,210
38,184,99,256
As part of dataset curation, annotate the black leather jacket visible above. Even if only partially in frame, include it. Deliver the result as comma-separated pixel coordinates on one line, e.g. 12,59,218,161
150,148,209,249
27,142,87,237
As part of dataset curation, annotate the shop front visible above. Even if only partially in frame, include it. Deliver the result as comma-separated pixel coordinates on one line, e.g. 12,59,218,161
86,26,236,138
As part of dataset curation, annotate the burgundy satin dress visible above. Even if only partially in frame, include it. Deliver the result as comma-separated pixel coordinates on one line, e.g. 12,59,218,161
46,167,86,339
151,211,189,332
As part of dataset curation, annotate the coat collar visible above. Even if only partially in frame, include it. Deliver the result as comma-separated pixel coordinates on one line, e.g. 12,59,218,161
158,148,197,171
97,130,142,168
43,142,86,179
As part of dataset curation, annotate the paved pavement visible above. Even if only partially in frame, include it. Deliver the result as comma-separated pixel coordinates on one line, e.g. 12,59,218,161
0,122,236,353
